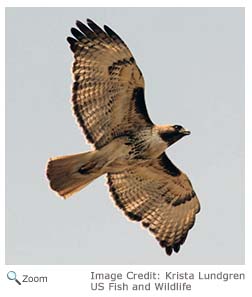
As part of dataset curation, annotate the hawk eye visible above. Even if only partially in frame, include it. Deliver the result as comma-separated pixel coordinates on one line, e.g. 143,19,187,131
173,125,183,131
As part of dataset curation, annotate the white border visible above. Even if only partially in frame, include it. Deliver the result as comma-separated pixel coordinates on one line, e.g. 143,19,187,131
1,1,250,296
2,0,247,8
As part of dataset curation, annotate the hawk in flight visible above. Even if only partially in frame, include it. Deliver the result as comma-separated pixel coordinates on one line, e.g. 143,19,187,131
46,19,200,256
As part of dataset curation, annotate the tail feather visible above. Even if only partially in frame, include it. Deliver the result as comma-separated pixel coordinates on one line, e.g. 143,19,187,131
46,151,102,199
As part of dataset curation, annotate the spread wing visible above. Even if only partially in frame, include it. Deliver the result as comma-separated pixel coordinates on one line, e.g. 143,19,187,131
67,19,153,149
107,153,200,255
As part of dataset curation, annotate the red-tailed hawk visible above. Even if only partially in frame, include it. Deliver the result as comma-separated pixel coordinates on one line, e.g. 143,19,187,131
46,19,200,256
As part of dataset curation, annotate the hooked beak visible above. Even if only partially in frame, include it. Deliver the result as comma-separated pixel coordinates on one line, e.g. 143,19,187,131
181,129,191,136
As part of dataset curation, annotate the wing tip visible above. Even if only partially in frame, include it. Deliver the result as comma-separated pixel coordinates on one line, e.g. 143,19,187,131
126,211,142,222
66,36,78,52
67,18,128,52
76,19,83,26
159,241,182,256
86,18,94,24
71,27,84,40
155,230,189,256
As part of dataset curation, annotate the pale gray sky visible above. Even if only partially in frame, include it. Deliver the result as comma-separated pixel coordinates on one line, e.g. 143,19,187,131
6,7,244,264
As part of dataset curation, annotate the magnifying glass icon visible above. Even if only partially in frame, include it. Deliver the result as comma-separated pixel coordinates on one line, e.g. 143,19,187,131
7,271,21,285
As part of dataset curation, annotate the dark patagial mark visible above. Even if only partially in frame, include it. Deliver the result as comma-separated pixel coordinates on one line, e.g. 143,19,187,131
132,88,154,126
159,153,181,177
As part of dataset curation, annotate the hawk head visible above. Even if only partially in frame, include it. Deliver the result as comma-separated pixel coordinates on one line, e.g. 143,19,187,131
158,124,191,147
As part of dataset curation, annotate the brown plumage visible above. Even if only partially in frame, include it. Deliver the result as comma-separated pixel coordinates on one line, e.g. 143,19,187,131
46,19,200,256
